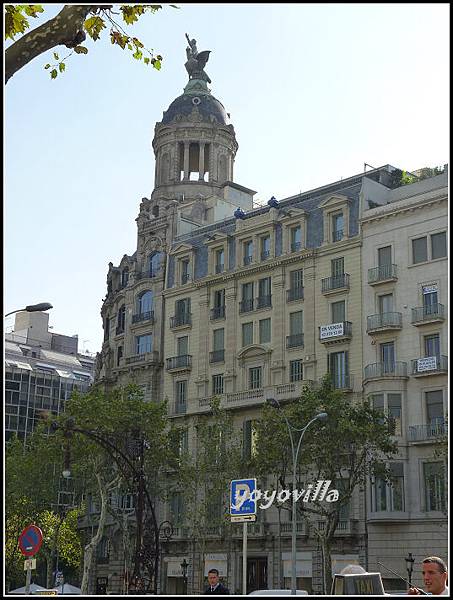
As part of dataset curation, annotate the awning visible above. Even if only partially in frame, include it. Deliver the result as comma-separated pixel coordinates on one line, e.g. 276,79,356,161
55,369,74,379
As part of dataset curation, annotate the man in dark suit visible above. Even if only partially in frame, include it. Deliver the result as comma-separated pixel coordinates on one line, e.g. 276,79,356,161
204,568,230,594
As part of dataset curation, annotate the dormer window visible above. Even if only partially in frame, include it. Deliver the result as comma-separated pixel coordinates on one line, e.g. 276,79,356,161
290,226,301,252
150,253,161,278
215,248,225,273
243,240,253,266
332,213,344,242
121,268,129,288
181,259,190,284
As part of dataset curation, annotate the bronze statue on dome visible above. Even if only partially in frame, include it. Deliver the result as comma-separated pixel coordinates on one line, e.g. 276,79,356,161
185,33,211,83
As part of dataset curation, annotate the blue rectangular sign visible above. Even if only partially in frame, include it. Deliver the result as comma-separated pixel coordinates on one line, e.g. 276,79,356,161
230,478,256,515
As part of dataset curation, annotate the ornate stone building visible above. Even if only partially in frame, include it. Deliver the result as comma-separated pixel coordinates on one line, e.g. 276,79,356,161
94,38,448,595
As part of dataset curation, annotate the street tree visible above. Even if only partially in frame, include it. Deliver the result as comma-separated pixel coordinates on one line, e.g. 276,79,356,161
174,398,244,593
252,376,398,593
5,4,175,83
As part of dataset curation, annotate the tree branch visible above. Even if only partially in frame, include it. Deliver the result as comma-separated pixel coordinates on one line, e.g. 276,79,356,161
5,5,96,83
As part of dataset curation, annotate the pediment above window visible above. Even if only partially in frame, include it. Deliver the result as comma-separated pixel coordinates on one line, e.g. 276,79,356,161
318,194,351,209
170,243,194,257
237,345,272,361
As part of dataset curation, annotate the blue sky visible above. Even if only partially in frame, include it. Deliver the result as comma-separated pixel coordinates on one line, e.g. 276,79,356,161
5,3,449,354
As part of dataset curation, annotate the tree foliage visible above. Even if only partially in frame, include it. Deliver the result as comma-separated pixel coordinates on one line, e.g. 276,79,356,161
4,4,178,83
252,376,399,593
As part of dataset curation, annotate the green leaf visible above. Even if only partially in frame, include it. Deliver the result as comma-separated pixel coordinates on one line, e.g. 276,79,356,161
152,59,161,71
44,64,51,69
53,52,59,61
143,57,150,65
74,45,88,54
132,49,143,60
50,69,58,80
83,15,106,41
59,62,65,73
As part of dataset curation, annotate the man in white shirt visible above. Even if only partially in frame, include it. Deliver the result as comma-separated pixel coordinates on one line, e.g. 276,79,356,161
408,556,448,595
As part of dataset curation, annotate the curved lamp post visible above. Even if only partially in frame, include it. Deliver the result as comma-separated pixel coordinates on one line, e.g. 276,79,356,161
50,418,172,594
5,302,53,317
181,558,189,594
266,398,327,595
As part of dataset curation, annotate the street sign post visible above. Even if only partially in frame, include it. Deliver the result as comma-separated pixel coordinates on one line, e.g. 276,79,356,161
24,559,37,571
230,479,257,595
18,525,43,594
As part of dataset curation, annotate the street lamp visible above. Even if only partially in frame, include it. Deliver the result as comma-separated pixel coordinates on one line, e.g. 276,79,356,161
405,553,415,586
180,558,188,594
266,398,328,596
5,302,53,317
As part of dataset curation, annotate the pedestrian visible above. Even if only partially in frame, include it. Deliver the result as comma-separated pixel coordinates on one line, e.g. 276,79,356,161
204,568,230,594
408,556,448,595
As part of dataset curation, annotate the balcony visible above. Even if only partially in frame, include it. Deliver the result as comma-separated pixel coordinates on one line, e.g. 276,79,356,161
317,519,359,536
261,250,270,261
411,355,448,377
321,273,350,294
408,421,447,442
232,523,264,537
330,374,354,391
368,264,398,285
124,351,159,366
291,241,301,252
239,299,254,313
286,334,304,349
256,295,272,309
332,229,343,242
287,287,304,302
210,306,226,320
181,273,191,284
170,312,192,329
115,325,125,336
279,521,308,536
319,321,352,343
166,355,192,372
364,361,408,380
215,264,225,274
243,255,253,266
170,402,187,416
132,310,154,325
366,312,402,334
411,304,445,325
210,350,225,363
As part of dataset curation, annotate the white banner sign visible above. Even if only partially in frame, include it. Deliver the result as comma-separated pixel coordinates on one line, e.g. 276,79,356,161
166,559,190,578
282,552,312,577
417,356,437,372
320,322,344,339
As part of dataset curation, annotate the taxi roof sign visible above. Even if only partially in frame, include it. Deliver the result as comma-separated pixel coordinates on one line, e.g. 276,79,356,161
331,572,386,595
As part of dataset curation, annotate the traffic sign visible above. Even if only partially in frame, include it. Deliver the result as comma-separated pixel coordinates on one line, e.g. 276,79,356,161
231,514,256,523
24,558,37,570
230,478,257,516
18,525,43,557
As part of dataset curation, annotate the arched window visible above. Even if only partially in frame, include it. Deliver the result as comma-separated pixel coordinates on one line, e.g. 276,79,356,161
137,290,153,315
121,268,129,288
149,252,162,277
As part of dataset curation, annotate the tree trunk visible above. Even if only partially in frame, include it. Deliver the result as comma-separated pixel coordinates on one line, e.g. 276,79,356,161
5,5,96,83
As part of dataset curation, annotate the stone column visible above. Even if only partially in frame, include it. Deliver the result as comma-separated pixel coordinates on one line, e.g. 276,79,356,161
198,142,205,181
183,141,190,181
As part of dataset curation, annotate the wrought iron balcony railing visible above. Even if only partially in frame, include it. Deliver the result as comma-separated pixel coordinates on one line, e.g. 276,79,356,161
210,350,225,363
368,264,398,284
166,355,192,371
366,312,402,332
256,295,272,309
321,273,350,293
286,287,304,302
364,361,407,379
239,299,254,313
210,306,226,320
408,421,447,442
411,355,448,375
132,311,154,324
411,304,445,324
170,313,192,328
286,334,304,348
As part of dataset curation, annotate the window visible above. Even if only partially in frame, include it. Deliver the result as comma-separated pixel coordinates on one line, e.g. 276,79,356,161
332,213,344,241
212,329,224,363
388,394,402,436
176,298,191,319
243,420,259,460
412,237,428,264
261,236,271,260
241,282,254,312
137,290,153,314
380,342,395,372
290,226,302,252
212,374,224,395
244,240,253,265
136,334,152,355
379,293,393,314
96,538,110,564
424,334,440,358
257,277,271,308
177,336,188,356
331,301,345,323
215,248,225,273
423,286,438,315
378,246,392,267
173,428,189,456
121,268,129,287
242,322,253,346
175,381,187,409
259,318,271,343
373,463,405,512
150,252,161,277
424,462,446,512
117,346,123,366
104,317,110,341
290,360,303,382
214,289,225,307
328,351,349,388
331,257,344,277
170,492,184,524
426,390,444,425
181,259,190,284
249,367,262,390
290,311,303,335
431,232,447,259
117,305,126,333
290,269,303,290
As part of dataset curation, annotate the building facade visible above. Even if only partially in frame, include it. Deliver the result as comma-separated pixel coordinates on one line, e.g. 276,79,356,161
95,39,448,595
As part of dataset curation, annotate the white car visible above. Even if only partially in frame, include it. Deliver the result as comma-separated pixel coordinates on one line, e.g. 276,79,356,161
249,590,308,596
